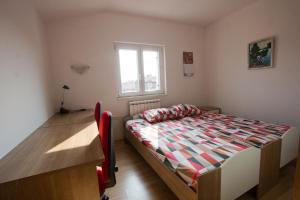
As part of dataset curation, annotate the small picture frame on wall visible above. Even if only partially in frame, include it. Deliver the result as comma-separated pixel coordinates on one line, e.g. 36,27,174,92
183,51,194,77
248,37,274,69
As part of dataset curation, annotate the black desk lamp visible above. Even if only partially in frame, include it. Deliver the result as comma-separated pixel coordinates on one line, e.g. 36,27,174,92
60,85,70,114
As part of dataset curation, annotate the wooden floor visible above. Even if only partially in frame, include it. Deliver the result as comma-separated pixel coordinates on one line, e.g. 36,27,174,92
106,141,296,200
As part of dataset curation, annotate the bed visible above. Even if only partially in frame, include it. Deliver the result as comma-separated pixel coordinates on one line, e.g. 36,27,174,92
124,101,299,199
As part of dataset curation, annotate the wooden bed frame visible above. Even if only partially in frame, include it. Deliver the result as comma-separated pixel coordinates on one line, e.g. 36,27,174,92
124,129,280,200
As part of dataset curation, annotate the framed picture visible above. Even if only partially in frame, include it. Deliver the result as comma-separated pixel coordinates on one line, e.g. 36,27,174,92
183,52,193,64
248,37,274,69
183,52,194,77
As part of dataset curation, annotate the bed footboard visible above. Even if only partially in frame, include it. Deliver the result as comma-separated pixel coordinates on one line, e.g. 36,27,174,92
280,127,300,167
220,147,260,200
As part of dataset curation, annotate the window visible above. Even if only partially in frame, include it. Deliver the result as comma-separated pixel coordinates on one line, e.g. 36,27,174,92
115,42,166,97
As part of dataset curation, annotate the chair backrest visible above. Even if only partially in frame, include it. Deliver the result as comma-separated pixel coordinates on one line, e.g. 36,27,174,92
94,102,101,128
99,111,116,187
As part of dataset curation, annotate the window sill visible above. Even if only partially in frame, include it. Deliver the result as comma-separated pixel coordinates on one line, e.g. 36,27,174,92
116,92,167,101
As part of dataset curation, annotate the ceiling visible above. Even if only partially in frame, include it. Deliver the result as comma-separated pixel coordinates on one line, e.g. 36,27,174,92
34,0,257,26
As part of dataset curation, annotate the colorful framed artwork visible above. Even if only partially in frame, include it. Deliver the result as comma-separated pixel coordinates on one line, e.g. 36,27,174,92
248,37,274,69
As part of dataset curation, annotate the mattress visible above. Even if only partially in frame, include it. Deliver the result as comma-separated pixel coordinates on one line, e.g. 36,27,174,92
126,118,251,189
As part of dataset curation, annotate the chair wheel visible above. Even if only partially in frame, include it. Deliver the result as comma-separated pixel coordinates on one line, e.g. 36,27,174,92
101,194,109,200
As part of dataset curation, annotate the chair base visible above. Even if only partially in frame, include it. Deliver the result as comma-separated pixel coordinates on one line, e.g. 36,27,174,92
101,194,109,200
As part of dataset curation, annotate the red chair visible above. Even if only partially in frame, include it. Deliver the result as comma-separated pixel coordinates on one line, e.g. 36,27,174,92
94,102,101,128
96,111,117,200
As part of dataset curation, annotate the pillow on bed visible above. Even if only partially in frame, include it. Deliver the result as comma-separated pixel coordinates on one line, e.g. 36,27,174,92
170,104,186,118
170,104,201,117
183,104,202,116
143,108,177,123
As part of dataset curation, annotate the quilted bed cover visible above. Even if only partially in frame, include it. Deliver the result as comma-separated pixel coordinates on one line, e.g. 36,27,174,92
126,112,291,189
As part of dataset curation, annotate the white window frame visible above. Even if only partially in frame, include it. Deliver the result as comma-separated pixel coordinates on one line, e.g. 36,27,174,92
114,42,166,98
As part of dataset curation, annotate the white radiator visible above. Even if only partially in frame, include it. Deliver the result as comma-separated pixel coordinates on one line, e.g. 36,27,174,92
129,99,161,116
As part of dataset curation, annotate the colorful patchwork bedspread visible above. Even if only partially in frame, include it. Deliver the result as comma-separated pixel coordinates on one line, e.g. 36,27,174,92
185,113,291,148
126,118,250,189
126,112,291,189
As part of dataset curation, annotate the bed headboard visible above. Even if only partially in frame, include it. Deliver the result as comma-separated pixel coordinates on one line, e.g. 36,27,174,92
129,99,161,116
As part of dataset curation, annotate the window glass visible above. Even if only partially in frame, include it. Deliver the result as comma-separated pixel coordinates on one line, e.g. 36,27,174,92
143,50,160,92
118,49,139,93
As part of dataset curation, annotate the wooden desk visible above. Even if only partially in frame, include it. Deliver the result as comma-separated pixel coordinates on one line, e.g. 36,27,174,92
0,110,104,200
42,110,95,128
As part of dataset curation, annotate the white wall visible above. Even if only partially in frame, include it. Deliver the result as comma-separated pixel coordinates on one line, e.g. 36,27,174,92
1,0,298,158
0,0,54,158
204,0,300,128
46,12,206,139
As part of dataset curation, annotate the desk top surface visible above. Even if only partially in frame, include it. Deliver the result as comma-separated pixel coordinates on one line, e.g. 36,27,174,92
0,110,104,184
